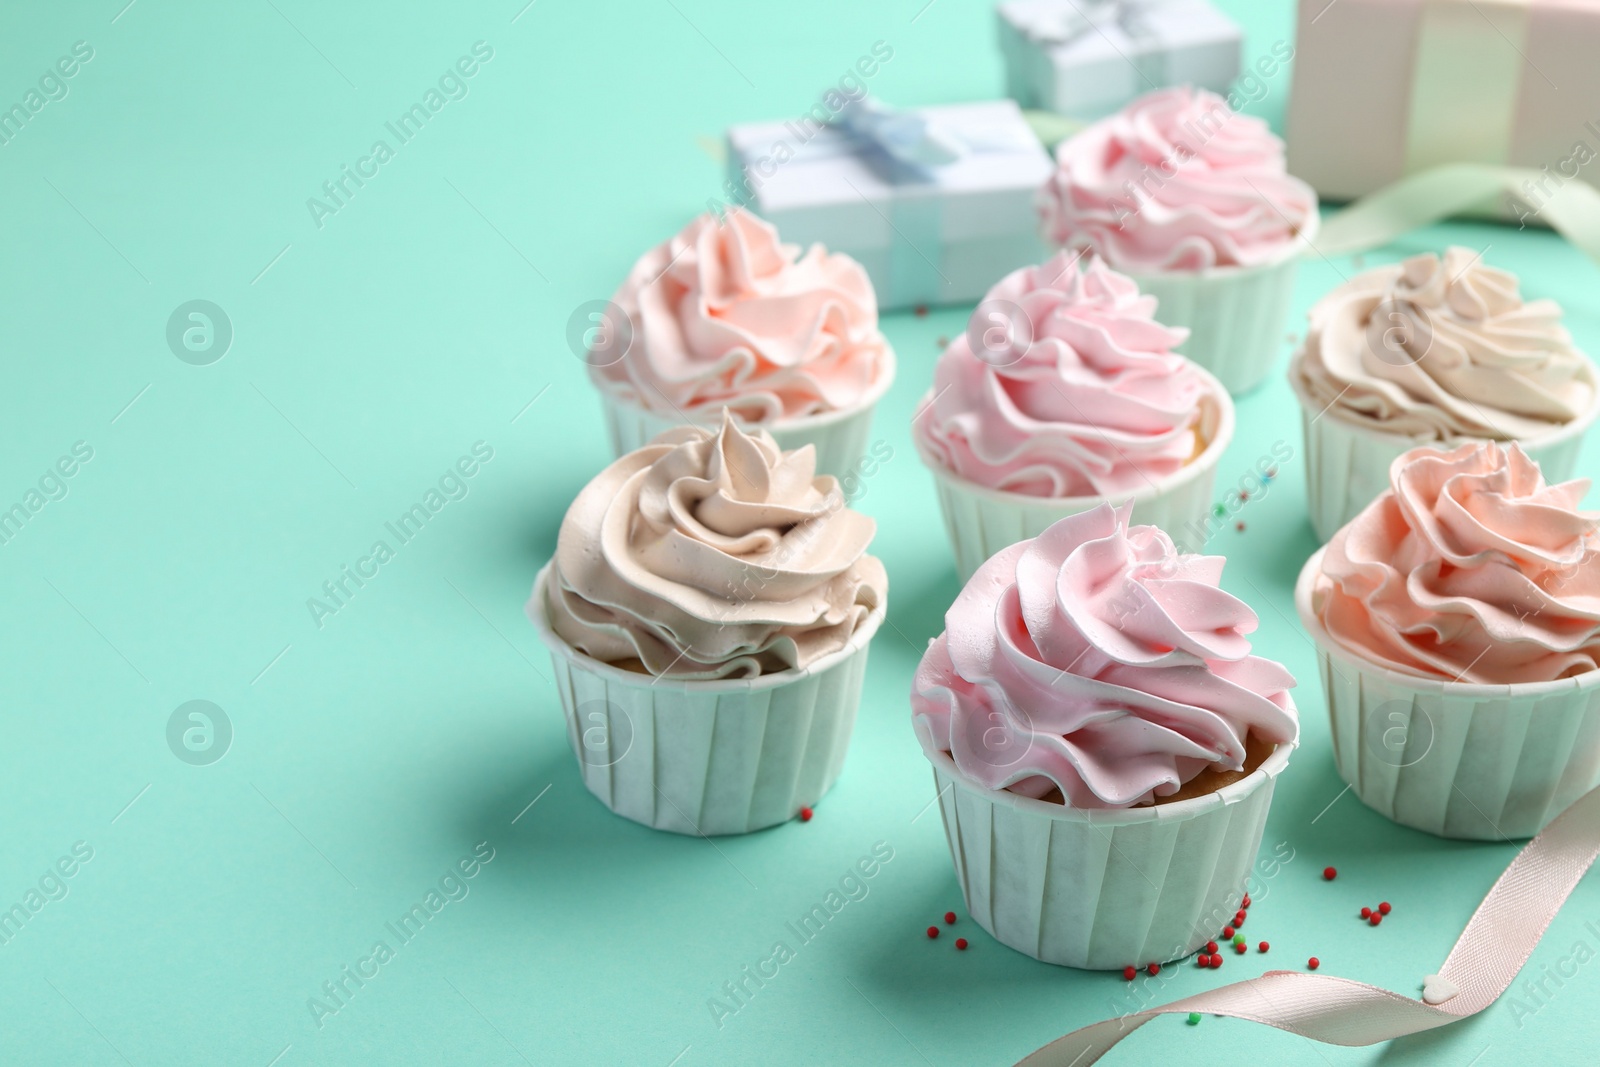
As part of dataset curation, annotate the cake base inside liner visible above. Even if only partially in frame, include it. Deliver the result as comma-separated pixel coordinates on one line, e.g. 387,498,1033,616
1005,731,1275,808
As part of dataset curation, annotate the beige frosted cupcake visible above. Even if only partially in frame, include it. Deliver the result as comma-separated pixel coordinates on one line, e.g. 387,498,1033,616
527,415,887,835
1039,87,1318,395
1290,247,1600,543
1296,441,1600,839
914,250,1233,580
912,503,1298,969
586,208,895,480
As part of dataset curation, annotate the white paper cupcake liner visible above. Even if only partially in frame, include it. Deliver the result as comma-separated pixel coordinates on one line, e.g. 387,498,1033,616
1290,366,1600,544
527,565,885,836
1296,548,1600,840
926,732,1296,970
1123,213,1318,397
592,347,896,481
916,367,1235,580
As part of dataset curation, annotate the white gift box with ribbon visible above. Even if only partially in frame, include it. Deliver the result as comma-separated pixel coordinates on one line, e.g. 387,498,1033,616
725,99,1052,311
997,0,1241,119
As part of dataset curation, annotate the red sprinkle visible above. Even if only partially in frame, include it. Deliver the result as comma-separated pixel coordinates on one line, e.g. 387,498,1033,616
1235,910,1247,924
927,926,939,939
1361,907,1372,919
935,336,949,348
799,807,813,822
1308,957,1320,970
1379,902,1392,915
1124,965,1137,980
1242,894,1252,908
944,911,957,925
956,938,969,950
1222,925,1235,939
1210,953,1223,967
914,304,929,317
1147,962,1160,976
1369,913,1382,927
1234,942,1247,954
1205,940,1219,954
1323,867,1337,881
1235,521,1245,532
1258,941,1270,953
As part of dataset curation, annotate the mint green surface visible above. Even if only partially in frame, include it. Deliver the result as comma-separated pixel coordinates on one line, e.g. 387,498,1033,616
2,2,1597,1065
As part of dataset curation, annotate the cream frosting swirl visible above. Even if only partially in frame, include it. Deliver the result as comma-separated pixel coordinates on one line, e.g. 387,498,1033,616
915,252,1214,497
591,208,892,422
1316,442,1600,685
538,415,886,680
1293,247,1598,440
911,504,1297,808
1039,87,1316,272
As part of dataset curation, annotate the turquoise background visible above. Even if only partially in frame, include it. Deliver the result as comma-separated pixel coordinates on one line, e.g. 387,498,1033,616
2,1,1597,1064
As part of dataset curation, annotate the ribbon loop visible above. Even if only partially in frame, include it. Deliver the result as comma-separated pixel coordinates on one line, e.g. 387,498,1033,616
1014,779,1600,1065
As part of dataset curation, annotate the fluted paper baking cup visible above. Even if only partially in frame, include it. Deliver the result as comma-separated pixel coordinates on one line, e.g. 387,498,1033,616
915,367,1235,580
1123,213,1318,397
1289,365,1600,544
592,346,896,481
1296,547,1600,840
527,565,884,836
926,732,1295,970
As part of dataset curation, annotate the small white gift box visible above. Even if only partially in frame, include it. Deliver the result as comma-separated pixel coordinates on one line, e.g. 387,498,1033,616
725,99,1053,311
997,0,1241,119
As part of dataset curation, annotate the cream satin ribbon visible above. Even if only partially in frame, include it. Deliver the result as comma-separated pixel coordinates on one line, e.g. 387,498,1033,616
1316,162,1600,266
1402,0,1531,176
1014,778,1600,1065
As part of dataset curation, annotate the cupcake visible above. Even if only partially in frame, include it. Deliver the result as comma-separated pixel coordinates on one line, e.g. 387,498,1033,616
587,207,896,479
913,251,1234,580
1039,87,1318,395
912,503,1298,969
1296,441,1600,840
1290,247,1600,543
527,414,888,835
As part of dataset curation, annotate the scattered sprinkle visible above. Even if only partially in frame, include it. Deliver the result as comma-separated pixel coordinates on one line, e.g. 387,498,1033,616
1205,940,1218,954
1239,490,1250,501
956,938,969,950
1379,902,1392,915
1308,957,1320,970
1124,965,1137,980
1234,941,1247,954
1209,953,1222,968
799,806,813,822
1233,934,1246,948
927,926,939,939
1212,503,1227,518
1235,521,1245,532
1222,925,1235,939
1187,1012,1201,1026
1258,941,1270,953
936,335,949,348
1146,962,1160,976
945,911,957,925
1323,867,1338,881
1369,913,1382,927
1242,894,1251,909
1361,907,1372,919
914,304,929,317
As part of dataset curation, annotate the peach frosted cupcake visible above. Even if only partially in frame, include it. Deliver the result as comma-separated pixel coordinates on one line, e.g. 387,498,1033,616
528,415,887,835
1296,441,1600,839
913,503,1298,968
586,208,895,479
1040,87,1317,395
914,251,1232,579
1290,247,1600,542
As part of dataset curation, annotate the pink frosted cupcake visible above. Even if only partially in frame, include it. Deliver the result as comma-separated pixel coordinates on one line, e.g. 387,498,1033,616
913,503,1298,968
587,208,895,478
1296,441,1600,839
1039,87,1318,394
913,250,1233,578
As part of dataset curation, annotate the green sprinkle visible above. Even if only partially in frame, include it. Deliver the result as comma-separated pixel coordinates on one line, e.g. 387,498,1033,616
1233,933,1247,947
1211,503,1227,517
1187,1012,1201,1026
